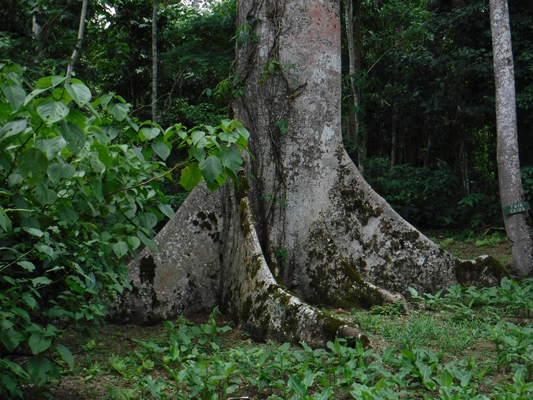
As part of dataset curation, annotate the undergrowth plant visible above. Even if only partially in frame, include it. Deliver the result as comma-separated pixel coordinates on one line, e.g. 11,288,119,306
0,61,249,398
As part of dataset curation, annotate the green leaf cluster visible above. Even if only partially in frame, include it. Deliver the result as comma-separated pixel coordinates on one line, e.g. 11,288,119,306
0,60,248,397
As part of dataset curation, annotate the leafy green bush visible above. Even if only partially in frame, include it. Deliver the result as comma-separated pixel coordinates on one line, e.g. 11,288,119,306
0,61,248,397
364,157,501,230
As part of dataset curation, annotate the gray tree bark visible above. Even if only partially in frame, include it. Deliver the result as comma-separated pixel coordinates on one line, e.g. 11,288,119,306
345,0,363,171
112,0,505,347
67,0,89,79
152,0,158,123
490,0,533,275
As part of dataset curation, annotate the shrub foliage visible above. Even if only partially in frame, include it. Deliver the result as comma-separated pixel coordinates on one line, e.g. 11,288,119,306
0,61,248,397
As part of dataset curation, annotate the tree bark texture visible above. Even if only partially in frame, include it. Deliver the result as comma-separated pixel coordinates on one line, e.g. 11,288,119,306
490,0,533,275
67,0,88,79
113,0,505,347
345,0,365,173
152,0,158,123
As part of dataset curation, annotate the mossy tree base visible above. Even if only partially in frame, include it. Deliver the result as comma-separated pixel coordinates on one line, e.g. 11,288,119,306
111,0,506,348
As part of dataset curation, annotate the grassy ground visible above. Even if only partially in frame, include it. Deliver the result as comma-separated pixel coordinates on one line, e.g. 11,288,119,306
21,233,533,400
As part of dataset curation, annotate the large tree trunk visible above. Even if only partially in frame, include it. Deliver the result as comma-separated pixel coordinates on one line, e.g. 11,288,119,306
112,0,505,347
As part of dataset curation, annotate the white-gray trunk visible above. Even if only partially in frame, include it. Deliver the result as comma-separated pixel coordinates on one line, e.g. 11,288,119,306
490,0,533,275
112,0,505,347
67,0,89,79
152,0,158,124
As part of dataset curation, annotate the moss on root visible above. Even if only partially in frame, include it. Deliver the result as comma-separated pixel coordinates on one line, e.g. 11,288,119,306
455,255,508,287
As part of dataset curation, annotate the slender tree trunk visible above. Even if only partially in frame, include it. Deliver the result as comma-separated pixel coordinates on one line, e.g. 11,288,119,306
490,0,533,275
152,0,158,124
345,0,365,173
67,0,88,79
113,0,505,347
391,103,400,167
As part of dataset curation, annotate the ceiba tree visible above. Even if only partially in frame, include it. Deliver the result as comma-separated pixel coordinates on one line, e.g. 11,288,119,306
113,0,503,347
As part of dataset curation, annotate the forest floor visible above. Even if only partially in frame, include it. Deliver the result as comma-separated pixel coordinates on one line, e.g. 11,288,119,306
21,233,523,400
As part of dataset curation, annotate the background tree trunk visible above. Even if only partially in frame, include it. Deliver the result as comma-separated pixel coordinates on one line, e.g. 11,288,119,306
490,0,533,275
345,0,365,173
67,0,88,79
152,0,158,123
113,0,505,347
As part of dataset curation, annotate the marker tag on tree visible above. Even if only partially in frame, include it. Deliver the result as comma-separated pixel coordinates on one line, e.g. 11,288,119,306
503,202,530,215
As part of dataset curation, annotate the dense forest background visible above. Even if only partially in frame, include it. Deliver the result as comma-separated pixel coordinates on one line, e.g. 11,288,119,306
2,0,532,232
2,0,533,396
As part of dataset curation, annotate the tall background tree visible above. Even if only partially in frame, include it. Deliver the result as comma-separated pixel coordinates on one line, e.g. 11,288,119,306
489,0,533,275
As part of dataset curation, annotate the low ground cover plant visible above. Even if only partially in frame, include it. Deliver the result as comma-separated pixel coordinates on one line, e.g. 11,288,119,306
14,276,533,399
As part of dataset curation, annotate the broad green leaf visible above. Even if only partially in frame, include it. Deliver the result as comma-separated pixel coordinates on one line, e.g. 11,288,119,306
41,136,67,159
65,82,91,107
97,93,112,109
141,147,153,161
48,163,76,181
104,126,119,140
58,204,79,224
113,241,129,258
18,261,36,271
193,147,207,162
152,141,170,160
108,102,129,121
140,212,158,230
401,350,414,361
35,182,57,205
23,228,43,237
140,127,160,141
36,77,53,88
131,147,146,163
66,279,84,295
236,125,250,139
2,83,26,111
12,306,30,320
235,135,248,150
0,119,28,140
441,370,453,389
8,173,23,187
22,293,36,309
32,277,53,287
158,202,174,220
138,231,158,252
93,129,109,146
0,327,20,352
66,122,86,153
35,243,54,258
219,148,243,171
199,155,223,184
29,334,52,355
180,162,203,191
219,130,239,143
288,375,308,397
95,143,114,168
53,87,73,104
18,148,48,185
27,356,53,385
206,181,219,192
52,76,67,87
0,208,12,232
37,100,70,125
55,344,75,368
24,88,48,105
192,130,205,146
127,236,141,250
